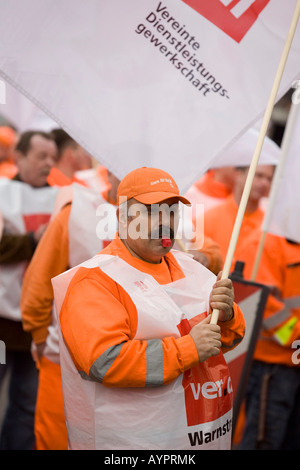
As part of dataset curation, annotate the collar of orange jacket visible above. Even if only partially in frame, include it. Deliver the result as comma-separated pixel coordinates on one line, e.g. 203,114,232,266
195,171,231,199
47,167,88,187
0,160,18,179
101,233,184,282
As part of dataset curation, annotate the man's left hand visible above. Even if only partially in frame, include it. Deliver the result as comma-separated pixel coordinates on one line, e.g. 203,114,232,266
209,271,234,322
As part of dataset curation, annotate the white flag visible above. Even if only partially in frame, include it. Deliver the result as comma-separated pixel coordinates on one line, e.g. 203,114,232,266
0,80,57,132
211,127,280,168
0,0,299,191
263,100,300,243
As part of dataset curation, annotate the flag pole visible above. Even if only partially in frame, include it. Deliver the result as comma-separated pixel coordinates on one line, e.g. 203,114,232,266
250,97,300,281
210,0,300,324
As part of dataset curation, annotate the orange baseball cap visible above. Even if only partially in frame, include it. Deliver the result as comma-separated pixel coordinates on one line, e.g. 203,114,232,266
117,167,190,205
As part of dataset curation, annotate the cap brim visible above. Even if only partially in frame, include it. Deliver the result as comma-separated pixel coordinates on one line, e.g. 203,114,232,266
134,191,191,205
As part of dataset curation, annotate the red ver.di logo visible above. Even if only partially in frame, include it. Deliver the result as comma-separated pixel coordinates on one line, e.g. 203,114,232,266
182,0,270,43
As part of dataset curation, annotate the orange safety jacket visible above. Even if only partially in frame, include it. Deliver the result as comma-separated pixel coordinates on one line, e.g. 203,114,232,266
20,184,117,450
47,167,88,187
185,170,232,211
0,160,18,178
21,209,224,345
54,236,245,449
243,232,300,367
20,194,235,451
200,194,265,267
21,203,71,344
21,184,117,345
59,234,245,386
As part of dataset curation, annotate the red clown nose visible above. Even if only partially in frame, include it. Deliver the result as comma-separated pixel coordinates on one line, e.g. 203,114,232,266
162,237,171,248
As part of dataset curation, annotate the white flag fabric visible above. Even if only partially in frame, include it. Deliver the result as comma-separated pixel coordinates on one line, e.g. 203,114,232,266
0,61,57,131
211,127,280,168
263,102,300,243
0,0,299,191
0,80,57,132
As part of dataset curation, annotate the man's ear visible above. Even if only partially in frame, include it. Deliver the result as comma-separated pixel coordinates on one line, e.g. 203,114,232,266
117,206,127,226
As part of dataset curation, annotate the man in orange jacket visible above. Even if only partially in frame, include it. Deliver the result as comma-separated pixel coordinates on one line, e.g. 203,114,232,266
47,128,92,187
20,170,120,450
237,231,300,450
0,130,57,450
52,167,245,450
20,170,223,450
184,167,235,211
200,164,275,268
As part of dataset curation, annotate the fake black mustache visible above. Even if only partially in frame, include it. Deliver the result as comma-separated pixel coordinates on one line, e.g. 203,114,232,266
151,225,175,240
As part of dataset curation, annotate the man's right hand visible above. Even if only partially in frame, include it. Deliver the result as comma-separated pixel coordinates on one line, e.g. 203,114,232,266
189,315,222,362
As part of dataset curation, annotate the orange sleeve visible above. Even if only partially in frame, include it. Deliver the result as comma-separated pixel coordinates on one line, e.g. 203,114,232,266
21,204,71,344
60,267,200,388
220,303,246,354
241,232,285,301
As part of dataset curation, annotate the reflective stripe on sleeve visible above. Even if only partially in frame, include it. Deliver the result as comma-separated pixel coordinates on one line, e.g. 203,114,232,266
262,307,291,330
145,339,164,387
284,295,300,310
221,335,244,351
81,339,164,386
89,342,125,383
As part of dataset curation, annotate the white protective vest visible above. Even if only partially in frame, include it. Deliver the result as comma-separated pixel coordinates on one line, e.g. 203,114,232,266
0,178,58,321
52,250,233,450
43,183,117,363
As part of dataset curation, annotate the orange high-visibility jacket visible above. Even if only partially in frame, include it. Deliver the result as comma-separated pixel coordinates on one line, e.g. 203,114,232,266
20,201,228,450
47,167,88,187
21,208,224,345
201,194,265,266
21,203,71,344
0,160,18,178
243,232,300,367
185,170,232,211
59,234,245,388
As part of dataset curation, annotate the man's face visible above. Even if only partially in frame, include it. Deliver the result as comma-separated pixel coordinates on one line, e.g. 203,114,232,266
236,164,274,203
16,134,57,187
118,197,180,263
250,165,274,200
